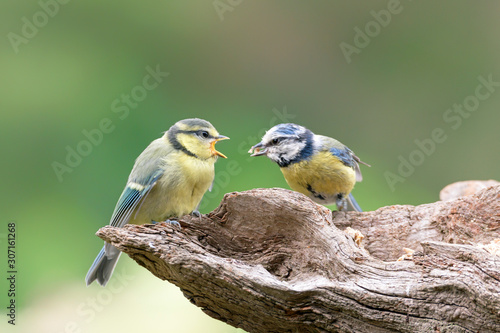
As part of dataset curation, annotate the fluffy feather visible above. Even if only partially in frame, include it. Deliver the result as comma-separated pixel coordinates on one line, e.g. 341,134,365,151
250,123,369,211
86,118,227,287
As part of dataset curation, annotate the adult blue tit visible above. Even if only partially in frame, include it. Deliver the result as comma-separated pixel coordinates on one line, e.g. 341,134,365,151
85,118,229,287
249,123,369,212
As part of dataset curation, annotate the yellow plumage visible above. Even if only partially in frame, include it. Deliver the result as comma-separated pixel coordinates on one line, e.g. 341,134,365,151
129,150,216,223
160,151,215,217
280,151,356,204
86,118,227,287
249,123,368,210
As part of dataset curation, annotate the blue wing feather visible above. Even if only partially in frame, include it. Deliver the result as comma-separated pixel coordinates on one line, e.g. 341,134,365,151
329,147,355,168
104,170,163,261
109,169,164,228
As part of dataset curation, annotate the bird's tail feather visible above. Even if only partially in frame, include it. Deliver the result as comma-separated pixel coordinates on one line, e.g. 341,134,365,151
346,193,363,212
85,245,121,287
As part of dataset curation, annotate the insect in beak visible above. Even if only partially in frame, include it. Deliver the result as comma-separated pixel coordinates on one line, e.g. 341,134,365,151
248,142,268,156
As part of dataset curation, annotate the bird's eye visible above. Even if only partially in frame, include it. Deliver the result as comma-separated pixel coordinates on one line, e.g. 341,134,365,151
199,131,210,139
271,138,281,145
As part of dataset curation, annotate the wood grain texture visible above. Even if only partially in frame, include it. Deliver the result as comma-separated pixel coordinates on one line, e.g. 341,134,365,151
96,184,500,333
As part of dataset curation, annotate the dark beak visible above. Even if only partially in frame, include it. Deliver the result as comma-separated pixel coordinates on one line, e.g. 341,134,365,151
248,142,268,156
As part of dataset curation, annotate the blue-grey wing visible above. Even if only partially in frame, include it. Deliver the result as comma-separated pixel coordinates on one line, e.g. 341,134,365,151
109,138,172,228
103,169,163,258
109,169,164,228
318,135,370,182
329,146,367,182
329,147,356,168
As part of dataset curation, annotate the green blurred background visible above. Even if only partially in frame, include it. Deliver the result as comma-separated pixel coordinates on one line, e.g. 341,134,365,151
1,1,499,332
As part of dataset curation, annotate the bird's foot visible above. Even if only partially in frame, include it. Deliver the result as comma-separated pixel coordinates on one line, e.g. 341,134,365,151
165,219,181,227
191,210,202,218
336,198,348,212
154,219,181,228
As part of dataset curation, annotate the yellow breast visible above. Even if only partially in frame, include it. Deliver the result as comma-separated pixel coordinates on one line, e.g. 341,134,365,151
163,153,215,216
130,151,216,223
280,151,356,204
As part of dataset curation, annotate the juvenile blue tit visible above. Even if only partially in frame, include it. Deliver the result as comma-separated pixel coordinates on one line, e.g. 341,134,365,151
85,118,229,287
249,123,369,212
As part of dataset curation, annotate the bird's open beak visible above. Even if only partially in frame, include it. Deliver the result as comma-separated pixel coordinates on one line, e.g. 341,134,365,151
210,135,229,158
248,142,268,156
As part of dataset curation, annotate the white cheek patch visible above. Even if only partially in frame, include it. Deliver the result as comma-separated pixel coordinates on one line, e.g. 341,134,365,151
261,125,309,164
267,151,278,161
277,140,306,161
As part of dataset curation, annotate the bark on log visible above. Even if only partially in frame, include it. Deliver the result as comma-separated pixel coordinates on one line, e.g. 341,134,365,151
96,183,500,333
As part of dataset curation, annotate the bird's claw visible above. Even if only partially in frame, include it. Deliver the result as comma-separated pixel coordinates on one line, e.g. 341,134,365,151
336,199,347,212
191,210,202,218
163,219,181,228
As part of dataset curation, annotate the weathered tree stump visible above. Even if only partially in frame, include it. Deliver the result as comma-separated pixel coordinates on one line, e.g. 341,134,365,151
96,182,500,333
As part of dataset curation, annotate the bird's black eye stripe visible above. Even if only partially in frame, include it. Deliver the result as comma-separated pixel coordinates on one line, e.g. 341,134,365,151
198,130,210,138
177,129,212,139
271,137,282,145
